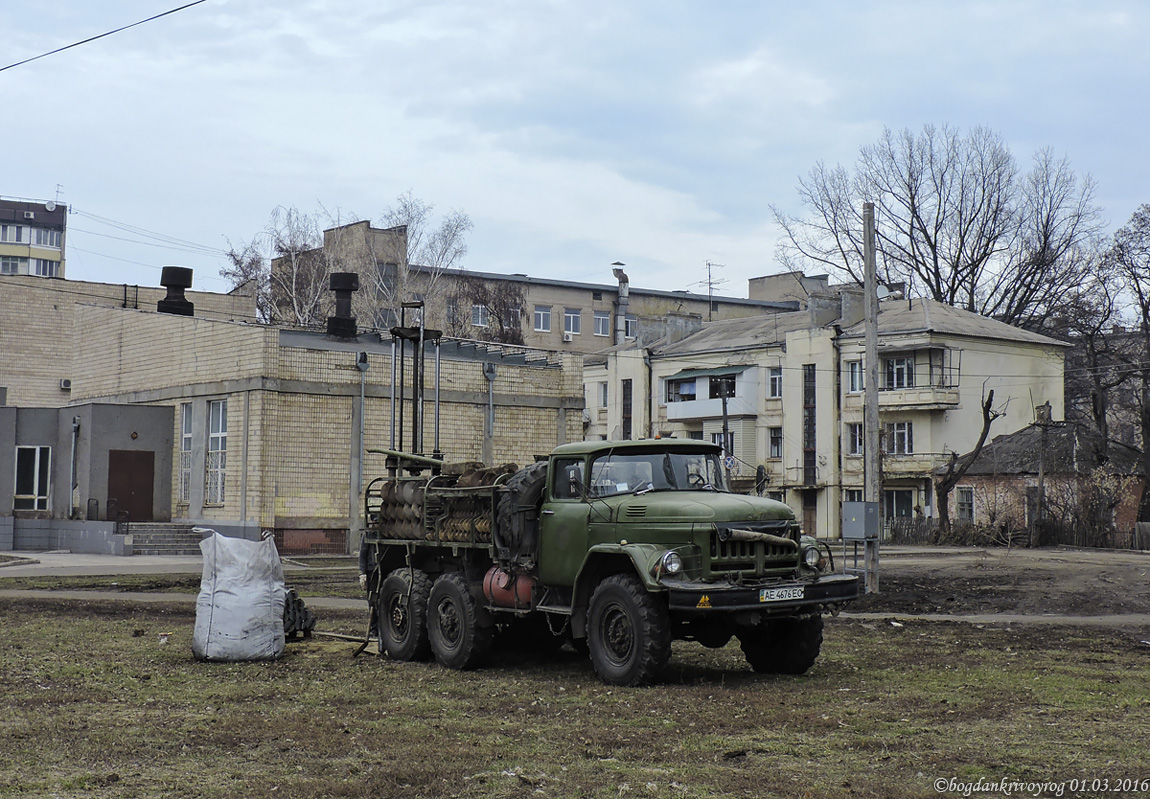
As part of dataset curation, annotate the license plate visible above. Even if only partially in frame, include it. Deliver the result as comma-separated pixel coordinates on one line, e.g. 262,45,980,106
760,586,804,602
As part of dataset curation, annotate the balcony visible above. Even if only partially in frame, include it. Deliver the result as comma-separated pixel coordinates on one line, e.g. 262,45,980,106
666,394,756,421
844,386,960,411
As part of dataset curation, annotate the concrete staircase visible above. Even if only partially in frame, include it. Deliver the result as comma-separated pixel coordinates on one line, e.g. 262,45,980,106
128,523,204,556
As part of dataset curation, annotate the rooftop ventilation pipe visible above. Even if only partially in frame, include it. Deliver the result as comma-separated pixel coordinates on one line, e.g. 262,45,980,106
612,262,629,345
157,266,195,316
327,272,359,338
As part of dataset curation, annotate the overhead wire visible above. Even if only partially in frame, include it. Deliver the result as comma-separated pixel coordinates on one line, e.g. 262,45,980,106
0,1,208,73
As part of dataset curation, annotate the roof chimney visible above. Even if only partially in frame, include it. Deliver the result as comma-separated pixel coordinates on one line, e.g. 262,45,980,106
157,267,194,316
327,272,359,338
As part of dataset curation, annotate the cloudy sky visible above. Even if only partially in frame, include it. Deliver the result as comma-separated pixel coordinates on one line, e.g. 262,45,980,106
3,1,1148,297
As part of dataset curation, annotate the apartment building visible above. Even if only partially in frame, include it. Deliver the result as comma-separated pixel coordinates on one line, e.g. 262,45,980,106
294,219,799,353
0,197,67,279
585,288,1068,538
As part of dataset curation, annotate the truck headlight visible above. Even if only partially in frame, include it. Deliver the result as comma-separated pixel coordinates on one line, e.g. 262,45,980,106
802,546,822,569
658,551,683,575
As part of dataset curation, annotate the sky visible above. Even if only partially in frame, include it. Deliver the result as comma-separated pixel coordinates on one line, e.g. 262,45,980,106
3,1,1148,298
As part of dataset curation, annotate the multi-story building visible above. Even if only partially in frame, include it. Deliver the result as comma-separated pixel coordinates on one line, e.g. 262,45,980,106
585,287,1068,538
288,220,799,353
0,197,67,279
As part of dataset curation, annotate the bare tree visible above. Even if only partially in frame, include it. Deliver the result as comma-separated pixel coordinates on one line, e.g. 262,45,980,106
369,191,474,328
1104,204,1150,519
444,276,525,345
773,125,1102,327
221,238,274,323
935,390,1003,535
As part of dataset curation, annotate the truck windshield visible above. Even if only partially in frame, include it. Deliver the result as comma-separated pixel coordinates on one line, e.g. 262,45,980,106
589,450,727,496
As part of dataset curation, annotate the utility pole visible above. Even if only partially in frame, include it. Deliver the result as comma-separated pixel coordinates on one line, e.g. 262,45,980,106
862,202,881,593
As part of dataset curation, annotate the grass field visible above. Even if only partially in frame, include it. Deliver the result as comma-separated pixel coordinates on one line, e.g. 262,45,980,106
2,596,1147,798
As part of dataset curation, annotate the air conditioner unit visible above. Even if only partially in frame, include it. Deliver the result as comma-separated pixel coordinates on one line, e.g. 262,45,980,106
562,333,573,343
59,378,72,391
24,211,35,219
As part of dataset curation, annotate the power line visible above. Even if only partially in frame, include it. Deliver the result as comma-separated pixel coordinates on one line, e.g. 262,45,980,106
0,0,208,73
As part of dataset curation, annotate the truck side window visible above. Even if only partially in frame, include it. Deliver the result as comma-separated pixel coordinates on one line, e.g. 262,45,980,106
552,458,584,500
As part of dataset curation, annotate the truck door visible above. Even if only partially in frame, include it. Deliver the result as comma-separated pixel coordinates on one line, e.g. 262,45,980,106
537,456,590,587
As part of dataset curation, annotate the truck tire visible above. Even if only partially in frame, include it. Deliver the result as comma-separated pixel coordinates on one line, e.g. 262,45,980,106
428,571,493,670
378,568,432,661
587,573,671,686
738,614,824,675
496,461,548,558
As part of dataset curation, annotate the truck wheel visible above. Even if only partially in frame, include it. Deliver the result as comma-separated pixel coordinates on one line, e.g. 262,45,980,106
738,614,824,675
428,572,493,670
587,573,671,686
378,568,432,661
496,461,548,557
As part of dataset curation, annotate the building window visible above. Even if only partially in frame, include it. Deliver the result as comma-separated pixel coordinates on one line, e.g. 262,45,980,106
445,300,457,325
956,486,974,523
711,431,734,456
592,291,603,301
503,306,520,328
34,228,61,247
0,224,24,243
624,315,638,338
471,304,489,327
597,381,608,407
14,445,51,511
33,259,58,277
769,427,783,459
666,378,696,402
179,403,193,504
767,366,783,398
593,311,611,337
564,308,581,335
885,356,914,389
0,256,23,274
766,490,786,502
534,305,551,332
884,489,914,518
847,423,864,455
883,421,913,454
847,361,864,393
686,430,704,440
206,400,227,505
709,375,736,399
844,488,864,503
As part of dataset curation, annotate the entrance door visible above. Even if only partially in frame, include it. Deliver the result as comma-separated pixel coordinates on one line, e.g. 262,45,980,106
107,450,155,522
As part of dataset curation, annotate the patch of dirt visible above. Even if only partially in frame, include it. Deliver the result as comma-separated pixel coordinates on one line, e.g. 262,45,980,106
853,546,1150,616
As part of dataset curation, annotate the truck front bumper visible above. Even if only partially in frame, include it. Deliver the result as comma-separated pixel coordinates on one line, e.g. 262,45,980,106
665,573,859,613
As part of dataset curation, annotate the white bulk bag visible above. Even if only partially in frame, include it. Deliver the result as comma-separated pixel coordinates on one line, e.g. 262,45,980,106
192,531,286,661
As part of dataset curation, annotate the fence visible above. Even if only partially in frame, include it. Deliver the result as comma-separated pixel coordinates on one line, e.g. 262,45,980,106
883,517,1150,551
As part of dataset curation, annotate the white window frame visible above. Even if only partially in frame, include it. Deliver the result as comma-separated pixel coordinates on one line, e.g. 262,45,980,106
597,381,608,408
767,366,783,399
206,400,227,505
471,304,489,328
593,311,611,337
847,360,864,393
711,431,734,457
768,426,783,459
884,421,913,455
534,305,551,332
885,356,914,389
179,403,193,504
847,423,864,455
624,315,638,339
564,308,581,335
0,256,22,275
14,445,51,511
0,224,24,243
34,228,61,248
844,488,864,503
33,259,58,277
666,378,696,403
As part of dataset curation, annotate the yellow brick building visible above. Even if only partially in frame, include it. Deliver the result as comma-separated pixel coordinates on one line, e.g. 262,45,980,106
69,305,583,552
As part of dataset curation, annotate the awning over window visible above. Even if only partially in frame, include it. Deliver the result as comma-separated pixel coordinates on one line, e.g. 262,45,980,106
665,364,750,381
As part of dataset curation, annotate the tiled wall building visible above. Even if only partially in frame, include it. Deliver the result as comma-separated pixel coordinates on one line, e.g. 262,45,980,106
0,197,67,280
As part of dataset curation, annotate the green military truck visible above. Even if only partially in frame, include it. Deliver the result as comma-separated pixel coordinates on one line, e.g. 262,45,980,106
364,438,858,686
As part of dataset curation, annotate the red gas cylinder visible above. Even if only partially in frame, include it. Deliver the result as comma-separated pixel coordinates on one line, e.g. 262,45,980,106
482,567,535,609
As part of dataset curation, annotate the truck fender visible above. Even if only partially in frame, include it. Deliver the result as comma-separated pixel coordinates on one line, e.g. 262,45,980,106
569,543,671,639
